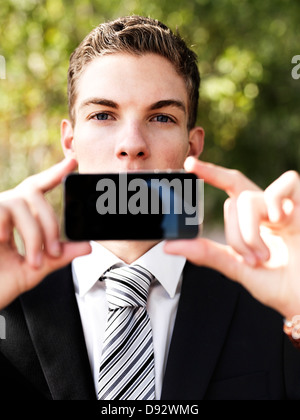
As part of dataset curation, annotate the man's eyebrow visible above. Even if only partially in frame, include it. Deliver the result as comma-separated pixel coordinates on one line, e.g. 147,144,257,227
79,98,119,110
149,100,186,113
78,98,186,113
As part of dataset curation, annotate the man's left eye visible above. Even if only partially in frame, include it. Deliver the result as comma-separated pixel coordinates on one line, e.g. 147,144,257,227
152,115,175,123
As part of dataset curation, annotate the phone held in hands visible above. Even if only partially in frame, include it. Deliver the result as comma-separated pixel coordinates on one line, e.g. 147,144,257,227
64,171,204,241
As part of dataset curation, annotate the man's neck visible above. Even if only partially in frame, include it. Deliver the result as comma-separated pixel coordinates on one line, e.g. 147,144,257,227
97,240,161,264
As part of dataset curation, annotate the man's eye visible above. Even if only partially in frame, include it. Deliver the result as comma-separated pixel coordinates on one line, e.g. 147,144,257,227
92,113,112,121
152,115,175,123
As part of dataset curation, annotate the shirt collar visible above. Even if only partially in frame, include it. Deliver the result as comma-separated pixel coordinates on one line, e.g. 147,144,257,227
134,241,186,298
72,241,186,299
72,242,123,297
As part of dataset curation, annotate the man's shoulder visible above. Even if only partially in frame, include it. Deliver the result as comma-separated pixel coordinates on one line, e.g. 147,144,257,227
182,261,281,324
0,264,73,322
182,261,242,294
0,264,94,400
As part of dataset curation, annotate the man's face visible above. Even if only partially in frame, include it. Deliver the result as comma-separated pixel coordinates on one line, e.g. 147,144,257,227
62,53,204,172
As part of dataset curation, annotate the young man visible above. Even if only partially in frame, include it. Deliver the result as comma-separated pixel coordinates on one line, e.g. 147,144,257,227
0,16,300,400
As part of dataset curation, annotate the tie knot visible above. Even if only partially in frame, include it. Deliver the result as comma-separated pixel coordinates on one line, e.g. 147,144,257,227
101,264,154,310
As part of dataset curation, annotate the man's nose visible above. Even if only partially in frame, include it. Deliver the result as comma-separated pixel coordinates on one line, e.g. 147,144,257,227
115,122,150,160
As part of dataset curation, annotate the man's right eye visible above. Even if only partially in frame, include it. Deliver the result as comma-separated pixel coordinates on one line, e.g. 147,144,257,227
94,113,111,121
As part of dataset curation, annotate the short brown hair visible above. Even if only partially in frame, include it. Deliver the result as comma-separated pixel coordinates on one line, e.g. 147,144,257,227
68,15,200,130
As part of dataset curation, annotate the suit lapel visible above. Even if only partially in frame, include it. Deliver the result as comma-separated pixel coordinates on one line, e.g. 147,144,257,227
161,262,240,400
20,265,96,400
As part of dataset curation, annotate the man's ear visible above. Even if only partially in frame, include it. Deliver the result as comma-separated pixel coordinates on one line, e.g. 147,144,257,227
61,119,77,160
188,126,205,158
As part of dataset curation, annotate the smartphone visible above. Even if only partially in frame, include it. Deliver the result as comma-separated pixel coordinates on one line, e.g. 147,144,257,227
64,171,203,241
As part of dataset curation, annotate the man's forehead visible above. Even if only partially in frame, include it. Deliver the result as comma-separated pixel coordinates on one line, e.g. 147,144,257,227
75,53,189,112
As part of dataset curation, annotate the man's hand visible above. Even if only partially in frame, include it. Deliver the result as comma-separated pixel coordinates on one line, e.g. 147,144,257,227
165,157,300,320
0,158,91,310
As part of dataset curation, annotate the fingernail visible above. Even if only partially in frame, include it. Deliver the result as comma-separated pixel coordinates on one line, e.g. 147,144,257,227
164,241,178,253
255,250,270,263
184,157,196,172
50,241,61,257
268,209,281,224
31,251,43,268
244,254,257,267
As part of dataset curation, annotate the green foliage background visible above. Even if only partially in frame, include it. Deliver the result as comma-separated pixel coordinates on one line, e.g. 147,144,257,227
0,0,300,227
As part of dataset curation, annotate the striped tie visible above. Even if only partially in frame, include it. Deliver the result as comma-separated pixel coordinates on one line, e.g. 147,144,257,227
98,264,156,400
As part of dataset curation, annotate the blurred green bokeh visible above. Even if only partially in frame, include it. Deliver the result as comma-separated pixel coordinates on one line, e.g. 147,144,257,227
0,0,299,228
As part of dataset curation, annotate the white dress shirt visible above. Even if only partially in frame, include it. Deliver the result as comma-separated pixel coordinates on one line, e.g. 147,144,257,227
72,241,186,399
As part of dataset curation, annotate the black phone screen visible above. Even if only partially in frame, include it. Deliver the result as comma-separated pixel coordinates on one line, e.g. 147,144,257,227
64,172,202,241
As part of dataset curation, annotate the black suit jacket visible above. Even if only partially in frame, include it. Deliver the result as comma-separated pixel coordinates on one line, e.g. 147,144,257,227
1,262,300,400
